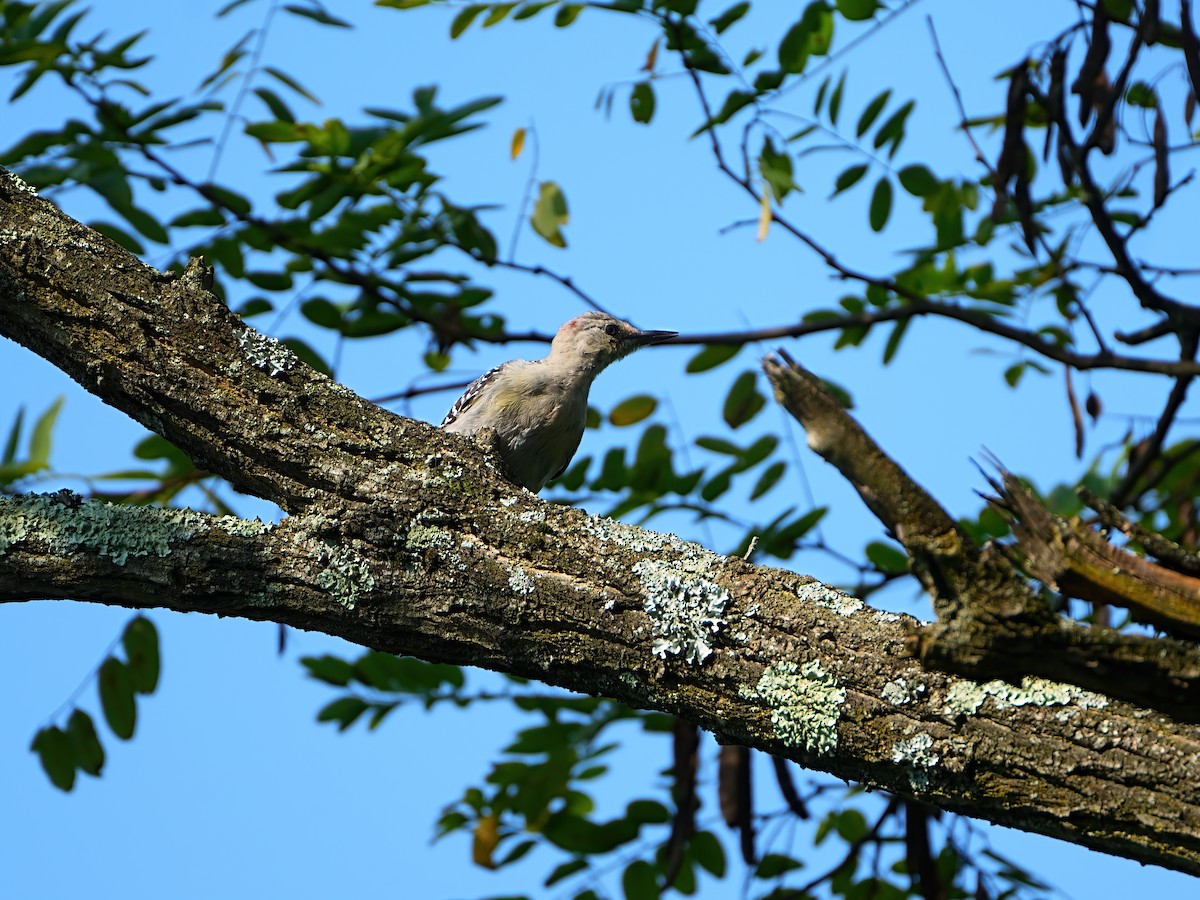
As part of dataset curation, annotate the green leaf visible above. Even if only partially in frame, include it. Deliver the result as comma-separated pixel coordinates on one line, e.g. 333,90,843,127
201,183,253,216
283,3,351,26
630,81,655,124
545,859,588,887
610,395,657,426
756,853,804,878
836,0,879,19
686,344,741,373
317,696,369,731
751,460,787,500
98,658,137,741
835,808,869,842
856,89,891,137
898,164,938,197
27,396,63,469
263,66,319,103
828,71,846,124
450,4,486,37
690,830,727,876
621,859,660,900
281,337,332,375
169,207,226,228
90,222,145,254
709,1,750,34
866,540,909,574
1125,80,1157,108
698,90,754,134
32,726,76,791
531,181,569,248
554,3,584,26
868,177,892,232
778,2,833,74
873,99,913,156
2,406,23,467
301,297,343,329
759,137,795,201
302,654,357,686
833,163,868,195
253,87,295,122
723,371,765,429
122,617,160,695
236,297,273,318
881,318,909,365
245,120,303,143
66,709,105,777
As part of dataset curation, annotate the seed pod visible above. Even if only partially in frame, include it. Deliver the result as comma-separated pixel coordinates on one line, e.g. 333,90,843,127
1014,152,1038,254
1044,48,1066,162
1154,107,1169,208
1182,1,1200,102
1144,0,1160,45
994,62,1028,217
1072,5,1111,126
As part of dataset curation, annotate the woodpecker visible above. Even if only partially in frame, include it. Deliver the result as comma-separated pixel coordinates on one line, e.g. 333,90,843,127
441,311,676,492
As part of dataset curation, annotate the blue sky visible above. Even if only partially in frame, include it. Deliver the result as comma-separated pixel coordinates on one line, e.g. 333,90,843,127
2,0,1197,897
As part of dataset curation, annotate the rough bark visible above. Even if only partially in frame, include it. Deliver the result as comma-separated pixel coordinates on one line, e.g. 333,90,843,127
763,353,1200,724
3,169,1200,875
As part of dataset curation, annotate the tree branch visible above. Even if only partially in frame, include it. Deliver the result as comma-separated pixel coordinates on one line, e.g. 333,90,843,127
6,167,1200,874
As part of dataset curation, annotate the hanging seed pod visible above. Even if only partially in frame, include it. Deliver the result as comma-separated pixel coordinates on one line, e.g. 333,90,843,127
994,62,1029,218
1144,0,1160,45
1072,5,1111,126
1182,0,1200,101
1154,107,1170,208
1014,149,1038,254
1044,48,1066,162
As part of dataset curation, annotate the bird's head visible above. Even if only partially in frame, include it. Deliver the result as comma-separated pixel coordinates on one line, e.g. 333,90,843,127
550,312,676,373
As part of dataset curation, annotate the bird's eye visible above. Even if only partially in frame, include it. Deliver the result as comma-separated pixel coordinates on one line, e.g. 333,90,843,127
604,323,621,336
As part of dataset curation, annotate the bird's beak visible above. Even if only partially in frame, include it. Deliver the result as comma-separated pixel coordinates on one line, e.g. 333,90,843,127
633,329,677,347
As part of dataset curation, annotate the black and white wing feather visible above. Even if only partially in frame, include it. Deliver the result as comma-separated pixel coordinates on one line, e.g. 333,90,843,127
440,364,506,428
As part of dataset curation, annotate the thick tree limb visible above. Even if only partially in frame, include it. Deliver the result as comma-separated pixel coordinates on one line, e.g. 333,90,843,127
762,351,1200,724
5,169,1200,874
994,473,1200,640
761,351,1039,624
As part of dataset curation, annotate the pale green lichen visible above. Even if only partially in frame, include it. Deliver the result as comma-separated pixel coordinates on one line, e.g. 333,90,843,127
405,523,455,553
892,732,939,791
944,675,1109,717
892,732,939,767
314,542,374,610
882,677,926,707
0,491,207,564
237,326,297,376
507,567,535,595
751,660,846,756
1,166,38,195
798,581,864,617
635,558,730,665
585,516,668,554
0,492,270,564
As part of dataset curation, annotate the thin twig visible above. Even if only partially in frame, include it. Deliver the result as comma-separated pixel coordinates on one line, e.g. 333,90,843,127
927,15,993,172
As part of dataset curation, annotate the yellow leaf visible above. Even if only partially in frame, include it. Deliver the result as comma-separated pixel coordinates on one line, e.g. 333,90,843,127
472,813,500,869
757,189,771,242
642,39,659,73
510,127,526,161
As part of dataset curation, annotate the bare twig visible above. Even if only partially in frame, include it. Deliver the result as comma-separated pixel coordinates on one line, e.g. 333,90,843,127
927,16,993,172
